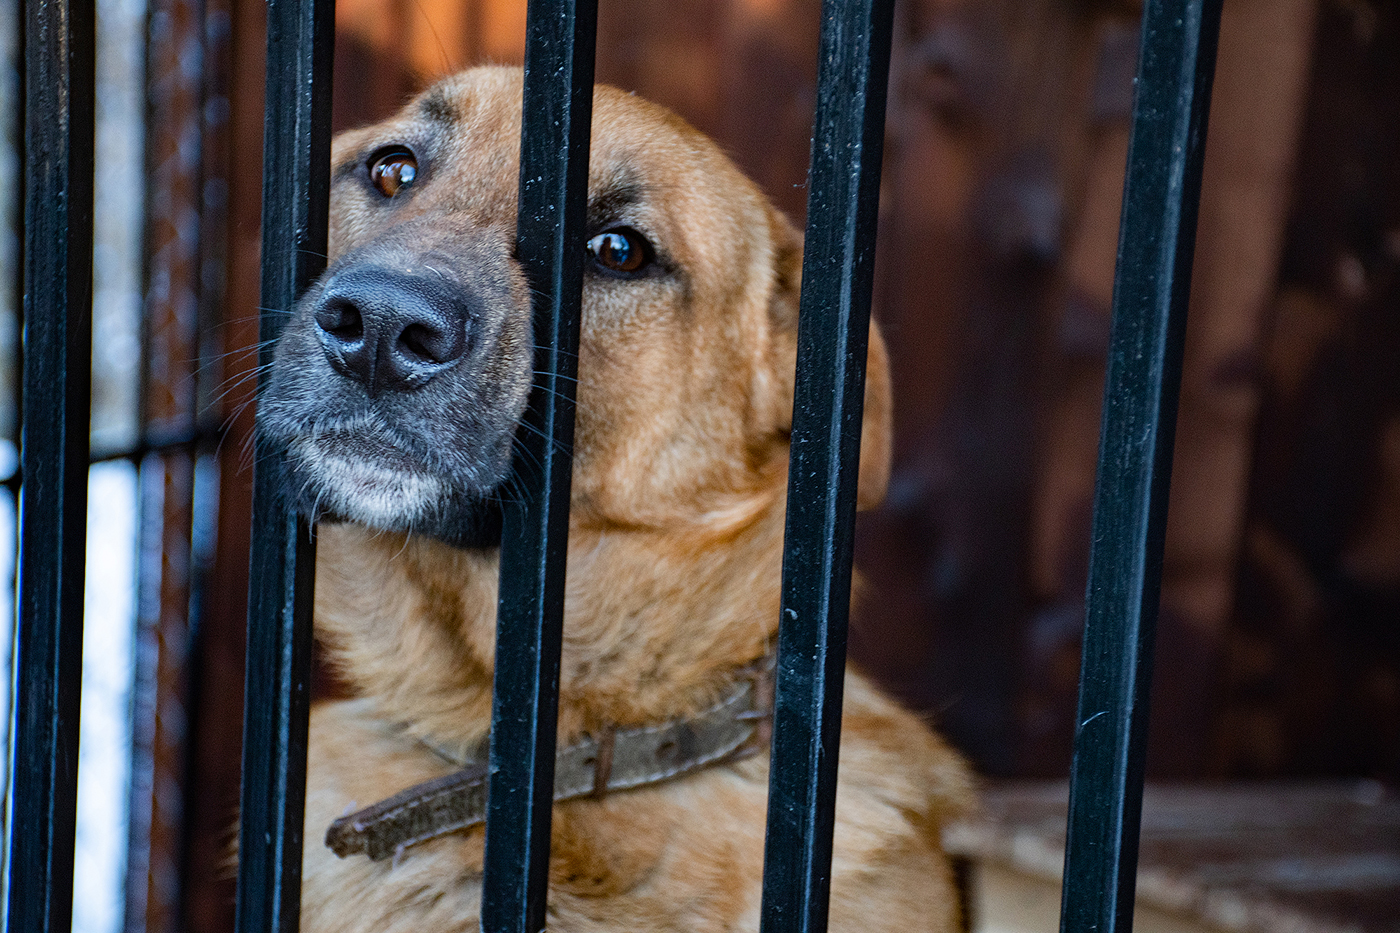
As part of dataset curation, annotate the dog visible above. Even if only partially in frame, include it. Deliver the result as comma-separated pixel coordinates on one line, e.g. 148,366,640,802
261,66,974,932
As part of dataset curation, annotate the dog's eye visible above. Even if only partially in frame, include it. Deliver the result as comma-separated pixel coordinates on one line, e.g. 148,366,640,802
368,147,418,198
587,228,651,276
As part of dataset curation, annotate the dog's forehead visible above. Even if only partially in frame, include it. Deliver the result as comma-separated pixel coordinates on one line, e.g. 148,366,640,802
328,68,775,278
408,70,762,214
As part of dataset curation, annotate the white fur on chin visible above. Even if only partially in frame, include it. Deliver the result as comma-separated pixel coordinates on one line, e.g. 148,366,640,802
291,437,443,529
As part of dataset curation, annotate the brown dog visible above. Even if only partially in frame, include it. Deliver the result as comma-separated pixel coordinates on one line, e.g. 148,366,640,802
261,66,973,932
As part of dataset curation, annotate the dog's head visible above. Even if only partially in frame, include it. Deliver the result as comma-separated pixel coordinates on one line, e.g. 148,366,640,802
261,67,891,547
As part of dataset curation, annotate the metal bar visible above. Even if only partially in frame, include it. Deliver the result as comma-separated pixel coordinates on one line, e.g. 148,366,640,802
758,1,895,931
479,2,596,931
127,452,197,933
233,0,333,927
127,0,208,921
1058,1,1223,931
5,0,94,926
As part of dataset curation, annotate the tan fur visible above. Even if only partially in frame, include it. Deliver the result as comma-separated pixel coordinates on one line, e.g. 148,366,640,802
299,67,973,932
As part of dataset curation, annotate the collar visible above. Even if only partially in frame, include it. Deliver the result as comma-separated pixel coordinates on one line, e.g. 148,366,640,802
325,657,775,862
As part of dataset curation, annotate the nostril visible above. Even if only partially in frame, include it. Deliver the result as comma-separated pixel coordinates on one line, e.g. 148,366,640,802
397,322,445,361
315,299,365,343
398,322,454,364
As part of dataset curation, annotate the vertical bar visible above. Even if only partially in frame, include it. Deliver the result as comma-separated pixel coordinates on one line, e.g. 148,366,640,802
479,2,596,931
6,0,95,927
233,0,333,927
758,1,894,932
127,0,208,924
0,0,22,905
1058,1,1222,932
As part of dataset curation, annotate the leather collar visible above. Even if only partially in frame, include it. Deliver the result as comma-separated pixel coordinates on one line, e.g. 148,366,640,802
326,658,775,862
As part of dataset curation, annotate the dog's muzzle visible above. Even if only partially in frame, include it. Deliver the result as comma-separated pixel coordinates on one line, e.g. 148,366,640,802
259,221,533,547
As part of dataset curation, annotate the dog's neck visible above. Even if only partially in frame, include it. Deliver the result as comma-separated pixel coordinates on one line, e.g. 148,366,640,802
312,486,787,753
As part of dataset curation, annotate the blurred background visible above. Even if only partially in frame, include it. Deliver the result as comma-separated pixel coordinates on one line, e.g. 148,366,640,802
0,0,1397,930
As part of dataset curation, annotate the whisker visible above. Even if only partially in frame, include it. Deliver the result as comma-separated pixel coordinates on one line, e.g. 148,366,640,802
512,419,573,460
407,0,455,75
531,344,580,362
531,370,580,385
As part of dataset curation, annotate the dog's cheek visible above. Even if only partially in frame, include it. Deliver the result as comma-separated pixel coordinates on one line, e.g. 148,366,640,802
326,186,377,261
474,276,535,444
571,283,676,439
260,323,331,437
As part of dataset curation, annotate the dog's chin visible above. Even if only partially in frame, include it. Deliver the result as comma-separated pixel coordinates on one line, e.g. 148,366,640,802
287,437,505,550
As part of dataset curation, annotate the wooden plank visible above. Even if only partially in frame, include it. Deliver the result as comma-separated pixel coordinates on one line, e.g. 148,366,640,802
949,782,1400,933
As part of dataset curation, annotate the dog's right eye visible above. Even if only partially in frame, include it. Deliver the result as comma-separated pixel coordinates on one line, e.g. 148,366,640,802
368,147,418,198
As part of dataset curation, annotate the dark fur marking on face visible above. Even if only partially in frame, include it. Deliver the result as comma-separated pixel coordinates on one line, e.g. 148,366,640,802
587,181,646,234
333,157,366,183
419,87,459,127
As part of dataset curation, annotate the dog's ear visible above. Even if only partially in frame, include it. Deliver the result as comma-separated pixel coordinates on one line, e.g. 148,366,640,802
766,213,892,511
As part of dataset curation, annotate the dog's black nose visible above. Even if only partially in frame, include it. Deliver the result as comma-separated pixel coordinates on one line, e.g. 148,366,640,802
312,267,468,395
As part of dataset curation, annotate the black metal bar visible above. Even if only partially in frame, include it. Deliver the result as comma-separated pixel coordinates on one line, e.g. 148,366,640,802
5,0,94,927
233,0,333,927
5,0,23,451
758,1,894,932
1058,1,1222,932
126,0,211,912
479,2,596,931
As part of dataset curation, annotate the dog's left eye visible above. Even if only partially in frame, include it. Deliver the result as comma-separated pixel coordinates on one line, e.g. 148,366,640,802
587,228,651,276
368,147,418,198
